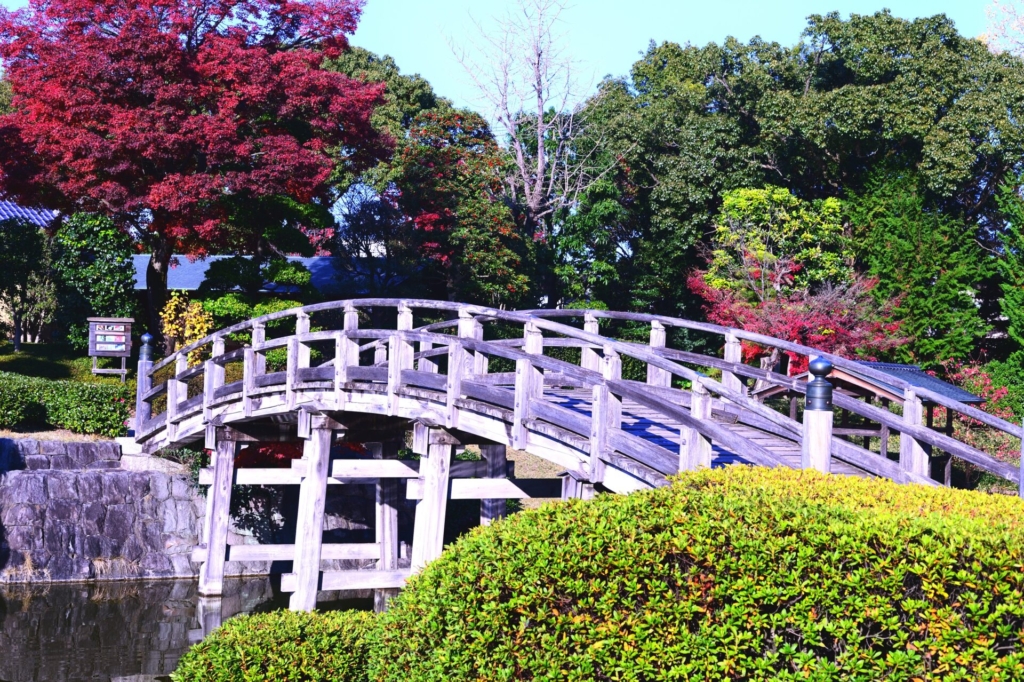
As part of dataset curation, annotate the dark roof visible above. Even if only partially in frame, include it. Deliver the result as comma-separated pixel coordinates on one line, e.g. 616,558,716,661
131,255,348,294
852,361,985,404
0,200,58,227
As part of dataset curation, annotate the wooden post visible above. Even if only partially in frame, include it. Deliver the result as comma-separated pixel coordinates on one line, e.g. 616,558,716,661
334,303,360,407
134,333,154,433
580,312,600,373
480,443,507,526
203,336,225,421
722,332,744,396
295,311,310,368
899,389,929,479
880,397,891,459
198,436,236,596
458,309,487,375
647,321,671,387
251,321,266,376
419,341,437,373
445,341,465,428
285,337,300,411
801,358,833,473
679,380,713,471
410,426,454,571
561,471,594,500
1018,420,1023,499
242,345,256,418
386,303,415,416
289,421,334,612
512,322,543,450
372,442,400,571
589,346,621,484
166,353,187,440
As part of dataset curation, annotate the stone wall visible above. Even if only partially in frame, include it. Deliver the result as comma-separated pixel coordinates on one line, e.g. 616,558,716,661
0,437,412,583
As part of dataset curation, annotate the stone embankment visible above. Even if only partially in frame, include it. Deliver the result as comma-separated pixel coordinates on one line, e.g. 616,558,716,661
0,437,401,583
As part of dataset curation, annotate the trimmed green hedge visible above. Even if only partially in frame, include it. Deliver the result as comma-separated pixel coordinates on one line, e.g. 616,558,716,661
0,370,131,437
172,609,373,682
369,467,1024,681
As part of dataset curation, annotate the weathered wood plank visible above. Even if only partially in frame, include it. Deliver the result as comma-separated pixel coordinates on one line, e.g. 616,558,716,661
289,425,333,612
407,477,562,500
198,438,235,596
282,569,411,592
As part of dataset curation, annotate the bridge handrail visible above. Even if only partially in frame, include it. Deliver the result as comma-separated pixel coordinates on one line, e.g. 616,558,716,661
139,299,1020,489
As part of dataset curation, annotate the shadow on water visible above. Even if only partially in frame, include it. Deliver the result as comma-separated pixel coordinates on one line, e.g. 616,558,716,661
0,576,371,682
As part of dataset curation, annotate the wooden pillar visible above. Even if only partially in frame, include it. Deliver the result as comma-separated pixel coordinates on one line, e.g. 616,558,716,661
166,354,187,440
589,346,621,485
245,322,266,418
203,336,225,421
899,389,929,479
646,321,671,387
801,358,833,473
679,381,713,471
880,398,891,459
722,332,745,396
561,471,594,500
289,421,334,612
198,435,237,596
789,395,798,422
480,443,508,526
580,312,601,373
1018,420,1024,499
372,442,400,571
512,322,543,450
445,341,465,429
410,426,454,571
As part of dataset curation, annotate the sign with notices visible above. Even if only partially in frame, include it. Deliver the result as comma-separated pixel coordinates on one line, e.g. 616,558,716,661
88,318,133,357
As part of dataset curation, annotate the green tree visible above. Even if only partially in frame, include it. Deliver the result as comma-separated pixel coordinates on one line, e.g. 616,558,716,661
571,11,1024,316
392,109,532,305
0,219,50,351
52,213,136,349
848,173,989,365
0,78,11,114
705,187,852,301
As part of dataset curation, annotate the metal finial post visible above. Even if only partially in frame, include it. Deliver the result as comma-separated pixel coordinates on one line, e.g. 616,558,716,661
806,357,834,411
139,333,154,363
802,357,834,473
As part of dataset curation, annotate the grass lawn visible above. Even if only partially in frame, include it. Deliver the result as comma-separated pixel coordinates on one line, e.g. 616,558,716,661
0,342,129,384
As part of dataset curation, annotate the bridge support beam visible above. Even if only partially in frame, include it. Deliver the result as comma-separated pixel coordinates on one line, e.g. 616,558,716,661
289,419,336,612
480,443,508,526
561,471,595,500
198,431,239,596
411,425,455,571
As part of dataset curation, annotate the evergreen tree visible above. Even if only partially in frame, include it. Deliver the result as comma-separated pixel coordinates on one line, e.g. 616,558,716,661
849,173,989,365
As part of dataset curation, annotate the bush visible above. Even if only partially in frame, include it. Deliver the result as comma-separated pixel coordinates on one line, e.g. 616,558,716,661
172,609,374,682
0,370,131,436
369,467,1024,681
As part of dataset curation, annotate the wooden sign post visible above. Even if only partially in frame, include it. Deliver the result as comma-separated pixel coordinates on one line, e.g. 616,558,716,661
88,317,134,383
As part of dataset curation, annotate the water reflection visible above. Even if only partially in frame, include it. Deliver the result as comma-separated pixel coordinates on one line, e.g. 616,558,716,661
0,577,359,682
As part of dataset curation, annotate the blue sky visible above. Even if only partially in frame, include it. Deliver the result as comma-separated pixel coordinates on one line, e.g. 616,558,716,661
0,0,991,109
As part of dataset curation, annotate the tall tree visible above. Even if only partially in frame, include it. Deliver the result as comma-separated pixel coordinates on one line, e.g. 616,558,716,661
392,109,531,305
0,0,389,338
52,213,136,350
0,219,49,351
848,172,990,365
573,11,1024,316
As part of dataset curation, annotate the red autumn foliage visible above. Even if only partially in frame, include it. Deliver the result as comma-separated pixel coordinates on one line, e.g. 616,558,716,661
233,440,368,468
0,0,390,320
689,272,907,373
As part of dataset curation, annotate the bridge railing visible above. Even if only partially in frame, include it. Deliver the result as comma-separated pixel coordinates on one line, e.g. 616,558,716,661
134,299,1021,493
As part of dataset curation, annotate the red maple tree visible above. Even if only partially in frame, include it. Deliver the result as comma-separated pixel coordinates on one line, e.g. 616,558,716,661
0,0,390,332
689,272,907,374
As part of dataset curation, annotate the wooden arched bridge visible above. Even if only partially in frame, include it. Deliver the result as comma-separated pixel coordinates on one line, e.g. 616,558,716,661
132,299,1024,612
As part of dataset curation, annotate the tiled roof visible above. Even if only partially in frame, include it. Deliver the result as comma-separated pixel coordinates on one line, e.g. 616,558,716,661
131,255,351,294
0,200,59,227
854,361,985,404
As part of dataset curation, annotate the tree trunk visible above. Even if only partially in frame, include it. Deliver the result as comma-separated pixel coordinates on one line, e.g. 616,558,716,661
11,309,22,352
146,237,174,352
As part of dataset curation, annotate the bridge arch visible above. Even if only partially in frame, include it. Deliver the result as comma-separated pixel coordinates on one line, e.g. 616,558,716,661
133,299,1023,610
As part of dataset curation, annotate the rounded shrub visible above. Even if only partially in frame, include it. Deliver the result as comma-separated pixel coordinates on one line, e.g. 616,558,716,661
172,609,374,682
0,371,46,428
369,467,1024,681
0,370,130,436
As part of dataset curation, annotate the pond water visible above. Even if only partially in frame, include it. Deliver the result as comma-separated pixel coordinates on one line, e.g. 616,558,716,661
0,578,371,681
